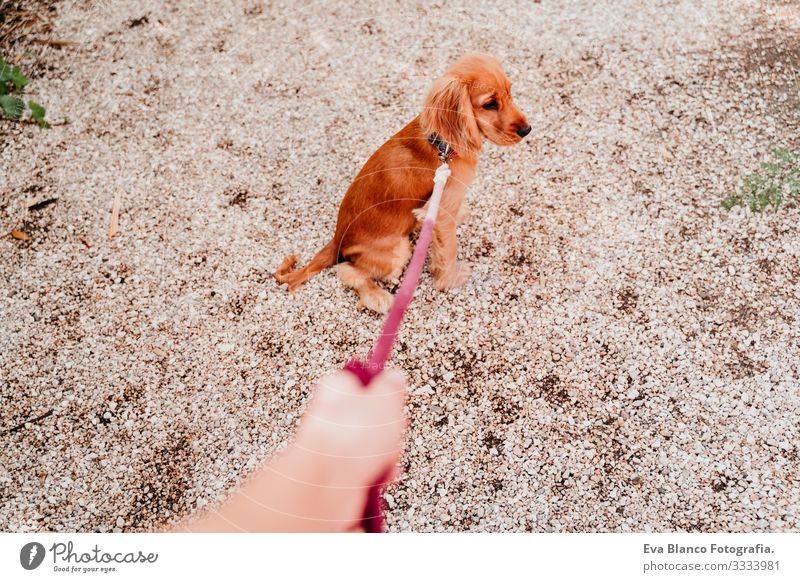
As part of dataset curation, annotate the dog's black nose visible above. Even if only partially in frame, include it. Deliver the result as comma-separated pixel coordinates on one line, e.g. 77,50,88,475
516,125,532,138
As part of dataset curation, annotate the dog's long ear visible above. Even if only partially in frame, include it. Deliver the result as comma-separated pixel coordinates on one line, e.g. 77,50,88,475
420,76,482,155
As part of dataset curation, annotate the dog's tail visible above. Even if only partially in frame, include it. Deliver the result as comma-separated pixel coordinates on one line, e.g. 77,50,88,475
275,240,338,291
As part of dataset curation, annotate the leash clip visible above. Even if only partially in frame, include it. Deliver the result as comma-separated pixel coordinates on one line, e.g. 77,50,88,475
438,142,453,162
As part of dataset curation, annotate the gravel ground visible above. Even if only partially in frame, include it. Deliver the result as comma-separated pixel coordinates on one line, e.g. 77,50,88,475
1,0,799,532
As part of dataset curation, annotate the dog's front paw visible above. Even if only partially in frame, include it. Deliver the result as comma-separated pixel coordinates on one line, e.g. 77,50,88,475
434,261,472,290
357,288,394,314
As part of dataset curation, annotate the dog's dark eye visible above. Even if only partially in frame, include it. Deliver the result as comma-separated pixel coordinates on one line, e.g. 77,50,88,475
483,99,498,110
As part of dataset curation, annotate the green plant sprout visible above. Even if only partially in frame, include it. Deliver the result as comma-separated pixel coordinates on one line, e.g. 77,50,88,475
0,56,49,128
722,148,800,212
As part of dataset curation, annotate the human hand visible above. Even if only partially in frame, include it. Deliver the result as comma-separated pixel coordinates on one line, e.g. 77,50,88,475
293,368,407,497
184,368,407,532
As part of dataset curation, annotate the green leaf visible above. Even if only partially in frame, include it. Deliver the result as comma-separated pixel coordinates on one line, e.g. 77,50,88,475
28,100,49,128
0,57,11,83
724,147,800,212
0,94,24,119
743,174,764,191
10,67,29,92
721,194,740,210
760,162,779,176
757,191,770,211
0,82,7,96
773,147,791,163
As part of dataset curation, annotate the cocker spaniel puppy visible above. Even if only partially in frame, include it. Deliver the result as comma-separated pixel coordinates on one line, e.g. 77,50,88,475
276,53,530,313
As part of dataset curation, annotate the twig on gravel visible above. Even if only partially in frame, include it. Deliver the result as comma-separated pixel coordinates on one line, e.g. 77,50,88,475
29,39,80,47
19,118,69,127
2,409,53,435
9,229,30,241
108,191,122,240
27,197,58,211
0,14,38,44
0,8,48,48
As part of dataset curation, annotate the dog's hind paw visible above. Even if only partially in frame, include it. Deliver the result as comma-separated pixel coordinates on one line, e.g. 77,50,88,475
274,254,298,282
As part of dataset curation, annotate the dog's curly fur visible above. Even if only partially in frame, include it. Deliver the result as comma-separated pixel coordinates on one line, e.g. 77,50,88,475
275,53,530,313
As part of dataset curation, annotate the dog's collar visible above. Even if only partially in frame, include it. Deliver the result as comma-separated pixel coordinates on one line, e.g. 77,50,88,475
426,133,458,162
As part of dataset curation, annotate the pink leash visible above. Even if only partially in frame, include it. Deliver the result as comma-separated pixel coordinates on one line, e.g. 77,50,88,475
343,162,451,532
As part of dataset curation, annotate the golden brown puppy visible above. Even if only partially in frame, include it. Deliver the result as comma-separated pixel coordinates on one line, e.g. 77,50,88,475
275,53,530,313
